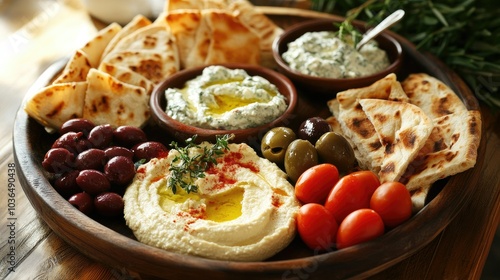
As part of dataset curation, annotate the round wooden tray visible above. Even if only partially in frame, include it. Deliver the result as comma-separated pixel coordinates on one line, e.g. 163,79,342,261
13,7,484,280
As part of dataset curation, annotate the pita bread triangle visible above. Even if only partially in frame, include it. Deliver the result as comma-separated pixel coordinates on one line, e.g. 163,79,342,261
100,23,179,84
82,69,150,128
24,82,88,130
203,10,260,66
163,9,203,69
53,50,92,84
98,62,155,94
402,73,469,119
359,99,434,183
400,109,481,191
101,49,179,84
101,14,152,60
106,24,174,54
335,74,410,171
228,0,283,52
80,22,121,68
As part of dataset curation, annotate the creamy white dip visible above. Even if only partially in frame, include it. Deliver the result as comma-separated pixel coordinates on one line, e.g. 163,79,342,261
123,142,299,261
165,65,288,130
282,31,390,78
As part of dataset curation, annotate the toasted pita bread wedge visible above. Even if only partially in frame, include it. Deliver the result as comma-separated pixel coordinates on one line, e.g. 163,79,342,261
53,50,92,84
106,25,174,54
402,73,468,119
229,0,283,52
333,74,409,170
101,15,152,60
359,99,433,183
80,22,121,68
24,82,88,130
98,63,154,94
400,110,481,191
164,10,204,69
228,0,282,67
83,69,149,127
101,49,179,84
336,73,409,110
203,10,260,66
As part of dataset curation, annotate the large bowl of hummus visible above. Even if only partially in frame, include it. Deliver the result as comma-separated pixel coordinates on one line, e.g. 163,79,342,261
150,63,298,144
272,18,403,96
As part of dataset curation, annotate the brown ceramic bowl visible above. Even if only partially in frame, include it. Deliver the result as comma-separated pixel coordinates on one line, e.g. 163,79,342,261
272,18,403,95
150,63,298,143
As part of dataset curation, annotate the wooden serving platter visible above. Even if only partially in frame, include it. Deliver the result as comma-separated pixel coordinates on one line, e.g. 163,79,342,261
13,7,484,280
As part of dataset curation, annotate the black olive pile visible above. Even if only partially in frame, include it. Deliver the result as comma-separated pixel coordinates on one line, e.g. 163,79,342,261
41,118,168,218
261,117,357,182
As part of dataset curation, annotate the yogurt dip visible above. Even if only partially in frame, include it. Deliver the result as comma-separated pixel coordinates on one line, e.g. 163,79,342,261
282,31,390,78
165,65,288,130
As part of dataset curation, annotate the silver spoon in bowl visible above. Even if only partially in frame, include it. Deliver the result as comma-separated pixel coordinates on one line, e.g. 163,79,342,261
356,9,405,51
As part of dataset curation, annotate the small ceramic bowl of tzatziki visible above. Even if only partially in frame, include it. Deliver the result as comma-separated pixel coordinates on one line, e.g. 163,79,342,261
272,18,403,96
150,63,298,144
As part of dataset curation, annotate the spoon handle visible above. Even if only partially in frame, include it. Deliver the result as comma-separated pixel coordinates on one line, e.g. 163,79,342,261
356,9,405,50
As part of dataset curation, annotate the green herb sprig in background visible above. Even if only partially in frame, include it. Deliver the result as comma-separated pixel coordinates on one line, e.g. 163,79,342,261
311,0,500,110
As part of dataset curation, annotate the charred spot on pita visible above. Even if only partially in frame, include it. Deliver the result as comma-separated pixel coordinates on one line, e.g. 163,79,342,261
46,102,64,118
400,129,417,148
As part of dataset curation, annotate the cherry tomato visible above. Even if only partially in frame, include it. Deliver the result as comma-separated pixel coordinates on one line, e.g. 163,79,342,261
370,182,412,228
336,209,385,249
297,203,338,251
324,170,380,224
295,163,339,204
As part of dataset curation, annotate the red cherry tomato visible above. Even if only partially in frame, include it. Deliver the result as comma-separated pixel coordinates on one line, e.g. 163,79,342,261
324,170,380,224
370,181,413,228
297,203,338,251
336,209,385,249
295,163,340,204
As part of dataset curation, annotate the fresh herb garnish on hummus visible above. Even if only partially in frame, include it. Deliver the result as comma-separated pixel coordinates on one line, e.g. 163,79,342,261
167,134,231,194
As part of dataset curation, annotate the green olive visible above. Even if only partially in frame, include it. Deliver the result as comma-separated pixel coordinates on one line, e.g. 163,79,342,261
261,127,297,165
284,139,318,182
315,132,357,174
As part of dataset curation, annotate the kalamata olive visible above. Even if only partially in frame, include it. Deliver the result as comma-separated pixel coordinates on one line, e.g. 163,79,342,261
42,148,75,174
315,132,357,174
132,141,169,162
284,139,319,182
298,117,332,144
104,156,136,186
59,118,95,136
104,146,134,160
94,192,124,217
76,169,110,195
75,148,106,171
68,192,94,215
261,127,297,165
113,126,147,148
88,124,114,149
52,131,91,154
53,170,80,198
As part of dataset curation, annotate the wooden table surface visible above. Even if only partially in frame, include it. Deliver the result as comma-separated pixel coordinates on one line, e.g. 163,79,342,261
1,1,499,279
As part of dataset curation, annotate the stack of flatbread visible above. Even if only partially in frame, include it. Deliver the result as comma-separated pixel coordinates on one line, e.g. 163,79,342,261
24,0,282,131
25,15,179,130
160,0,283,68
327,73,481,212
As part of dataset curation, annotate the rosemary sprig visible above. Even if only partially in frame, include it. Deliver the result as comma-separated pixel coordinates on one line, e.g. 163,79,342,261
311,0,500,110
167,134,231,194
